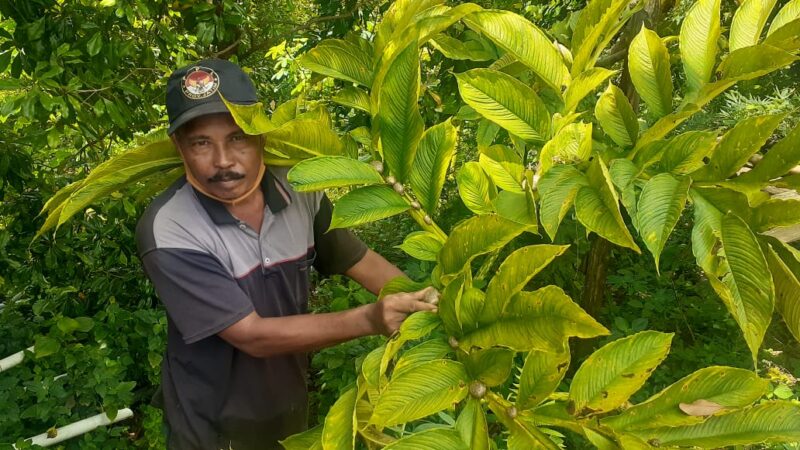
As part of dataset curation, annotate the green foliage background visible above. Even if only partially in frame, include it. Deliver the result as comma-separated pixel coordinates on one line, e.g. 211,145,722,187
0,0,798,448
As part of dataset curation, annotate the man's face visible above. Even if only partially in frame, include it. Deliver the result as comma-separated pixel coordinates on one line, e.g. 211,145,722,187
172,113,263,201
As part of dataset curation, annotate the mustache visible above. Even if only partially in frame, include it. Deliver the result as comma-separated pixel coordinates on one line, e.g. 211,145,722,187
208,171,246,183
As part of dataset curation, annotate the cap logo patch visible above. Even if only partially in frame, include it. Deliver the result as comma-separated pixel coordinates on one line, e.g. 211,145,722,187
182,66,219,99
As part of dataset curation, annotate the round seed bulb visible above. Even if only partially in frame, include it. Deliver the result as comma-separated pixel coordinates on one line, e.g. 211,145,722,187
385,175,397,185
371,160,384,173
393,183,405,194
448,336,459,349
469,381,487,399
423,288,440,305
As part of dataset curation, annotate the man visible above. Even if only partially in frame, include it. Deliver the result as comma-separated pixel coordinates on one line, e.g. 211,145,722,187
135,59,436,449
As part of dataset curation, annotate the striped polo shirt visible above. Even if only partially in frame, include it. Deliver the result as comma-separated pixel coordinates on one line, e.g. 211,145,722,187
136,165,366,449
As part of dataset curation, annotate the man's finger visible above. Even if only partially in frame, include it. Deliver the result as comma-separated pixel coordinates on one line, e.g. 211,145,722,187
410,300,437,313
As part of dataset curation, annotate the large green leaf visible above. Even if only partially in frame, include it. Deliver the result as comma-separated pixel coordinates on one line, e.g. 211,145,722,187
658,131,718,174
569,331,673,416
575,158,640,252
595,84,639,148
329,185,410,230
538,165,589,240
479,145,524,193
374,0,444,54
629,26,673,118
455,68,550,142
332,86,371,113
37,139,182,238
730,0,777,51
608,158,640,225
460,286,608,352
517,349,571,410
733,122,800,185
463,9,569,93
415,3,484,44
380,312,441,379
767,0,800,36
287,156,383,192
298,39,373,87
692,114,783,181
383,428,469,450
455,398,491,450
482,245,569,323
486,393,560,450
563,68,616,114
369,359,469,428
636,173,691,271
752,198,800,231
456,162,495,214
393,338,452,377
322,386,357,450
438,215,527,278
398,231,444,262
643,401,800,447
766,240,800,343
716,44,799,83
458,285,487,334
493,190,538,228
539,122,593,176
763,17,800,51
463,347,515,387
717,212,775,363
429,33,496,61
603,366,767,432
281,424,323,450
265,118,345,160
570,0,634,76
410,119,458,214
375,37,424,182
679,0,721,93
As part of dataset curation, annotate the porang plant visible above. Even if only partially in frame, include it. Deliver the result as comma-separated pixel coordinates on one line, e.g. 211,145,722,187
36,0,800,448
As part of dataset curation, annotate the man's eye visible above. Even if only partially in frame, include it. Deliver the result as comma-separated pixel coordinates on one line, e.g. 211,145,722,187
192,140,210,147
231,134,246,142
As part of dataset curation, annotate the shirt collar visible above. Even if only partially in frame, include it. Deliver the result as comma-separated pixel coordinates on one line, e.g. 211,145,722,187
193,166,291,225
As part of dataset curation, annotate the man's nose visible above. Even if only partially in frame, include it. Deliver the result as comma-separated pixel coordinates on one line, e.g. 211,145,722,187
213,147,235,168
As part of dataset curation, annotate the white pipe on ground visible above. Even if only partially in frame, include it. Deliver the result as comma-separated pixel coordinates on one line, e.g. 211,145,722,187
0,346,33,372
21,408,134,447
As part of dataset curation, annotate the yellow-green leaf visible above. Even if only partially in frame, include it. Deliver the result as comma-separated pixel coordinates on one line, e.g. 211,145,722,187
394,338,452,377
570,0,635,76
730,0,777,51
370,359,469,428
629,26,672,118
281,424,323,450
569,331,673,416
332,86,370,113
479,145,524,193
383,428,469,450
438,215,527,278
461,286,608,352
463,9,570,93
734,122,800,185
298,39,373,87
456,162,495,215
329,185,410,230
398,231,444,261
482,245,569,323
603,366,767,432
658,131,718,174
767,0,800,36
463,347,515,387
766,241,800,344
575,158,640,252
636,173,691,272
595,84,638,148
563,68,617,114
679,0,721,93
455,68,550,142
410,119,458,214
538,165,589,240
517,349,570,410
642,401,800,447
539,122,593,176
287,156,383,192
455,398,490,450
322,386,357,450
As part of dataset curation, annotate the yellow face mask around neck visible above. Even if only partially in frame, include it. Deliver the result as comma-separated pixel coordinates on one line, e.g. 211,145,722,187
183,162,266,207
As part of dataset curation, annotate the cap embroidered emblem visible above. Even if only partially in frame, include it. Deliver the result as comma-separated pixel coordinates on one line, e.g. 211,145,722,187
182,66,219,99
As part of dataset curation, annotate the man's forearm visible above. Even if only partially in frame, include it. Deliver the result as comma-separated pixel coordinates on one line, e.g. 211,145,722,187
220,306,377,358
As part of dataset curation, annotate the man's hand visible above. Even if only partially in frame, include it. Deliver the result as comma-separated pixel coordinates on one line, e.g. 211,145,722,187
367,287,439,336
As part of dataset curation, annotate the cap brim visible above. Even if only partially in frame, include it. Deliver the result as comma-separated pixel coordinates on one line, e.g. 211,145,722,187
167,101,231,135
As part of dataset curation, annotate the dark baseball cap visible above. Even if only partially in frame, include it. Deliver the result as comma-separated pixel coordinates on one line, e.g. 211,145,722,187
166,58,258,135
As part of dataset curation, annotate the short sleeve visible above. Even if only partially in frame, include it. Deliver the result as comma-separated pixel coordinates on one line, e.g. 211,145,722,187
313,195,368,276
141,248,254,344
